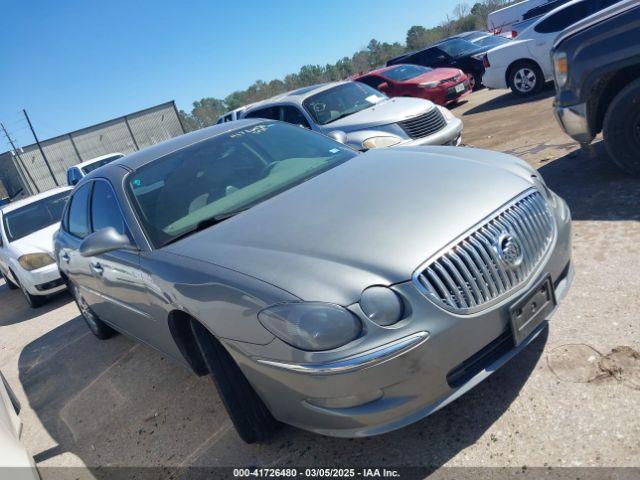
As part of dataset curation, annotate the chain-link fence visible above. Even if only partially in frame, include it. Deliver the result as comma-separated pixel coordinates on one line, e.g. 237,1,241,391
0,101,184,197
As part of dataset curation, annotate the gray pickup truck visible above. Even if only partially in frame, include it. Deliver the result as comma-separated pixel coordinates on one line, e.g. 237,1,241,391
551,0,640,175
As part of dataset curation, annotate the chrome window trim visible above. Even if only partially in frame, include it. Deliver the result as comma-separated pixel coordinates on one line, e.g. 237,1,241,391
412,188,557,315
254,331,429,375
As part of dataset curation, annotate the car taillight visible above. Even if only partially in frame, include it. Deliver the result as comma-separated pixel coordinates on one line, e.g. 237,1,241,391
482,54,490,69
511,30,518,38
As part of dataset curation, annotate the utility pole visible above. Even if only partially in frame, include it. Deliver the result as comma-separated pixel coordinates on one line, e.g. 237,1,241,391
23,109,59,186
1,122,39,194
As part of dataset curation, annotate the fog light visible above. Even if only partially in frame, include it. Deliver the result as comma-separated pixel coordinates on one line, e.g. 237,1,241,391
359,286,404,326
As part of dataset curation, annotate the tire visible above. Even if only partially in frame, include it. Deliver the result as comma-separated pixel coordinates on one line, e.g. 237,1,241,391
602,78,640,176
70,282,117,339
190,320,280,443
3,270,18,290
11,270,46,308
508,61,544,97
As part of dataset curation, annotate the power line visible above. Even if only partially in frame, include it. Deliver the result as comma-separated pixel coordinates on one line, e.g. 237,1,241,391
0,122,39,194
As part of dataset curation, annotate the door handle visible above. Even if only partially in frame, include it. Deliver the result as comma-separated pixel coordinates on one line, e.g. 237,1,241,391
61,252,70,263
90,262,104,276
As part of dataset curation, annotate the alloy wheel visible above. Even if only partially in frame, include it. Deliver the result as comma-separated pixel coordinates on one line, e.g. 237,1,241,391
513,68,537,93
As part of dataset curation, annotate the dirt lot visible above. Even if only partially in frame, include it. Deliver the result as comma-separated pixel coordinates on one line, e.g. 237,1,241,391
1,86,639,478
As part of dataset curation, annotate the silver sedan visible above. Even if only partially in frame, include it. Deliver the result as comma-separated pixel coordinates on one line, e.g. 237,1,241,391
241,81,463,150
54,120,573,442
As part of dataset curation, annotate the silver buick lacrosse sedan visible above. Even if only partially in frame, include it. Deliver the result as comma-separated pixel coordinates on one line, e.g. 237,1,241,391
54,120,573,442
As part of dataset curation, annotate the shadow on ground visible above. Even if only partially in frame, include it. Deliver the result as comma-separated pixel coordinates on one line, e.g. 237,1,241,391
463,86,554,116
0,278,72,327
538,141,640,221
20,312,547,477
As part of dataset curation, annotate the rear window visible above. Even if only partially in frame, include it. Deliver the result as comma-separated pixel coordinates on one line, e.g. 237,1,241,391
2,191,70,242
383,65,433,81
81,154,123,174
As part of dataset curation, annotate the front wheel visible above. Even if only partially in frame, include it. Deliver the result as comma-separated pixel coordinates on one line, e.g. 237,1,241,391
602,78,640,176
71,283,116,339
508,61,544,96
3,271,19,290
190,320,280,443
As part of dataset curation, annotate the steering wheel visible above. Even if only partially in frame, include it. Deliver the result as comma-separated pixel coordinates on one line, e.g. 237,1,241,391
261,161,280,176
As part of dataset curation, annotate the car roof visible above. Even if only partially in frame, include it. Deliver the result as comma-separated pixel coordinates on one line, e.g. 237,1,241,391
242,82,349,112
0,186,72,214
91,119,267,174
74,152,124,170
554,0,638,48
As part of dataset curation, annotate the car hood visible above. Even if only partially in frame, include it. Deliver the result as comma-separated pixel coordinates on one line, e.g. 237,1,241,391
403,68,462,85
165,147,537,305
10,223,59,256
321,97,436,132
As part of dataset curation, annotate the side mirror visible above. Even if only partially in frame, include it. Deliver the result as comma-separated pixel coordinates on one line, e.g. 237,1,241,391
327,130,348,144
79,227,137,257
378,82,390,92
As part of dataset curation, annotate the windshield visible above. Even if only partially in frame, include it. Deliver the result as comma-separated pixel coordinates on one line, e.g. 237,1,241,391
81,154,123,174
126,122,357,247
471,35,510,48
383,65,432,82
303,82,387,125
2,191,70,242
438,38,479,57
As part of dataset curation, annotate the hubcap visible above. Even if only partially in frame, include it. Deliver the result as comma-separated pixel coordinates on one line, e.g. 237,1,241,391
514,68,537,93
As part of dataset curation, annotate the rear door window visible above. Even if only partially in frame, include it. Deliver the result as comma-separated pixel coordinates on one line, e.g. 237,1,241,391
67,183,92,238
281,106,311,128
534,2,589,33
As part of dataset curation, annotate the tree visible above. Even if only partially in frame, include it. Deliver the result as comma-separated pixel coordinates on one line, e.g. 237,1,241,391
406,25,429,50
190,98,227,127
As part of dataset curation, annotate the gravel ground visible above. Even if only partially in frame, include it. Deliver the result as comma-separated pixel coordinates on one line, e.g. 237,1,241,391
1,86,638,479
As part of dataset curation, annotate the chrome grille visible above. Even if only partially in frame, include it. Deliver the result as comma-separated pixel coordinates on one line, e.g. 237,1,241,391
413,191,555,313
397,109,446,139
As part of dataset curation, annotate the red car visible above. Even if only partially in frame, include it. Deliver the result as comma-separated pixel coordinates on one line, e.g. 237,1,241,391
353,64,471,106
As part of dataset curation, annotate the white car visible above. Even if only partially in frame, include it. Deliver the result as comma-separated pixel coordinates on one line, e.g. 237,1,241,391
0,371,38,480
66,152,124,186
0,187,72,307
482,0,618,96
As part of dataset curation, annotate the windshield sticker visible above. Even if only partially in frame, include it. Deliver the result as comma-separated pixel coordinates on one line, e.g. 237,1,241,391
365,95,383,104
329,148,340,154
132,179,142,187
229,123,273,138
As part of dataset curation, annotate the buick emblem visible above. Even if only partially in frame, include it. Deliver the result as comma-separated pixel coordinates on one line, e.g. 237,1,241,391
497,233,524,269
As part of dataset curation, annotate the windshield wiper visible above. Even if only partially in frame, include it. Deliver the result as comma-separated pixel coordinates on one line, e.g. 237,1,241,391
161,208,248,247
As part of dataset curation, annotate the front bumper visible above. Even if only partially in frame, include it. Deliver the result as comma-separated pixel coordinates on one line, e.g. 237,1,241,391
553,102,592,144
15,262,65,296
225,195,573,437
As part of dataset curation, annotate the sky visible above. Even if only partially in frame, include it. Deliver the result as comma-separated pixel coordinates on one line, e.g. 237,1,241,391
1,0,456,148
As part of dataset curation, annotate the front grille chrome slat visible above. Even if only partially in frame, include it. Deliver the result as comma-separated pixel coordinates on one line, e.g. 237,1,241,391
413,191,556,314
397,109,446,140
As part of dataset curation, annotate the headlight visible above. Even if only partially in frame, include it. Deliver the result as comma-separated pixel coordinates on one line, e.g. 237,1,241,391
362,136,402,149
553,51,568,87
531,174,556,206
258,302,362,351
359,286,404,326
18,253,55,271
440,105,455,121
418,81,439,89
